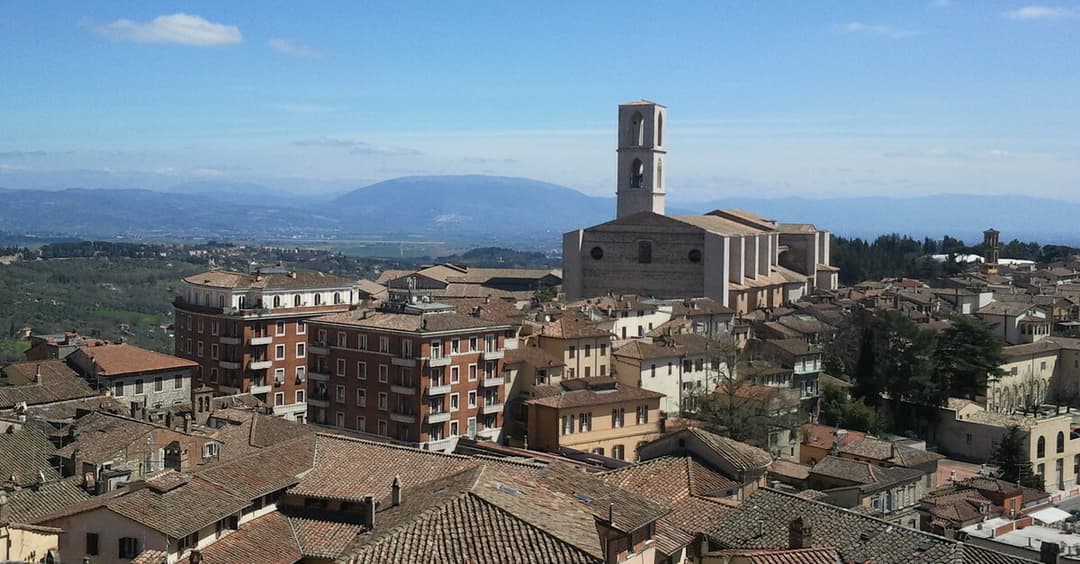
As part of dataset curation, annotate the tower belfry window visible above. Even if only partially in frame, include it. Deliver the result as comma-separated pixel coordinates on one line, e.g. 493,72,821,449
630,111,644,146
630,159,644,189
657,159,663,189
657,113,663,146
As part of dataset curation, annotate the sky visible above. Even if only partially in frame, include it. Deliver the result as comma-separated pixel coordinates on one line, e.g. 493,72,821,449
1,1,1079,201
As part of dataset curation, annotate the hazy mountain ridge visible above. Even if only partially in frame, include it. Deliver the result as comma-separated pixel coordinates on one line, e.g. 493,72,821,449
1,177,1078,245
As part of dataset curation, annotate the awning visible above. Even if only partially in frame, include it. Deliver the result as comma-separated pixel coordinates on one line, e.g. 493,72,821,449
1030,507,1071,524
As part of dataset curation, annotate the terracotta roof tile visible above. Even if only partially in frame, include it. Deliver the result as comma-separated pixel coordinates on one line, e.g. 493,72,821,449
69,343,197,376
6,475,91,523
185,269,354,291
180,511,302,564
525,381,664,409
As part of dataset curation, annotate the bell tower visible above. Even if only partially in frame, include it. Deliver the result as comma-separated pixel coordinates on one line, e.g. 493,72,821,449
616,100,667,218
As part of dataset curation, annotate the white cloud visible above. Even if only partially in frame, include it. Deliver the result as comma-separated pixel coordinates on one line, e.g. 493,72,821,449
837,22,921,39
85,13,242,46
1003,5,1080,19
268,38,320,58
349,144,422,157
191,167,226,177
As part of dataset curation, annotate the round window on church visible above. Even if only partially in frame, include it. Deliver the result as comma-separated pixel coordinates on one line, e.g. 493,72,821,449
590,246,604,260
688,249,703,263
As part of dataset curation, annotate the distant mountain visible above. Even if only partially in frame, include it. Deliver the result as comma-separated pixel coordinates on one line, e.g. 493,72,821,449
2,176,1080,246
331,175,612,235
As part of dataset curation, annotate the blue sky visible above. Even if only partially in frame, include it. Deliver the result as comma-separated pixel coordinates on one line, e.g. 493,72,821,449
1,1,1079,200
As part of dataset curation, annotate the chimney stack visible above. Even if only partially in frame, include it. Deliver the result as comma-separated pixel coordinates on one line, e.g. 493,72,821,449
788,517,812,549
391,475,401,507
1041,541,1062,564
34,365,41,384
183,414,193,434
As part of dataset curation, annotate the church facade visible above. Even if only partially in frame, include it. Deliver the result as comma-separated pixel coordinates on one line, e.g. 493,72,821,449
562,100,839,315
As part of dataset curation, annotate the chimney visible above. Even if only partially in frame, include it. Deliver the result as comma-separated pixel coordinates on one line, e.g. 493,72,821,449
190,550,204,564
34,365,41,384
391,475,401,507
183,414,192,434
1041,541,1062,564
788,517,812,549
361,495,376,529
0,492,8,524
608,503,615,524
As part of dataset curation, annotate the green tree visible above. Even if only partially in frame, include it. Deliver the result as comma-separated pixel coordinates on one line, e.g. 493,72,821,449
992,425,1045,491
934,315,1006,400
819,381,881,434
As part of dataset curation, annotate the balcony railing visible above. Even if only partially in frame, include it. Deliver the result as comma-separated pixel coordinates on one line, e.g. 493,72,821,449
249,359,273,370
392,356,417,367
309,342,330,355
482,349,504,360
250,335,273,346
481,402,504,415
428,356,451,367
309,370,331,381
219,360,241,370
391,411,417,424
482,376,503,388
428,383,451,396
250,383,272,395
220,335,241,345
309,394,330,407
427,411,450,424
391,384,417,396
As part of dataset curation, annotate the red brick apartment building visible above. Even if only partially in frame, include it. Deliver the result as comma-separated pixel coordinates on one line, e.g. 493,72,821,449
307,301,516,450
174,269,358,422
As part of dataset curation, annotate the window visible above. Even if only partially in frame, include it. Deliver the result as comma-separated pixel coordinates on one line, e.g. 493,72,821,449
402,339,413,358
450,420,460,436
336,411,344,427
294,295,302,307
273,295,281,308
314,293,323,306
211,320,219,335
274,368,286,385
1042,361,1048,371
1038,463,1045,479
451,338,460,354
650,364,656,378
966,433,973,446
568,368,576,379
378,392,388,410
469,336,478,352
209,368,218,384
600,365,607,376
636,405,649,425
274,392,284,406
296,389,305,403
688,249,702,263
379,336,390,353
210,343,218,359
197,318,204,333
612,444,625,460
638,241,652,264
1058,431,1066,454
432,339,443,358
297,321,306,334
377,420,387,436
590,246,604,260
295,366,305,382
336,385,346,403
135,379,144,395
357,389,367,407
275,344,286,360
276,321,286,336
585,366,591,378
578,412,592,432
337,332,348,347
468,391,477,408
450,366,460,384
337,358,346,377
600,344,608,357
450,393,460,412
86,533,100,555
154,376,163,392
197,341,204,357
358,334,368,350
562,415,574,435
356,416,366,432
186,338,192,353
612,407,625,428
119,537,140,559
1038,436,1046,458
378,364,389,383
296,342,306,358
584,344,591,357
468,364,478,382
357,361,367,380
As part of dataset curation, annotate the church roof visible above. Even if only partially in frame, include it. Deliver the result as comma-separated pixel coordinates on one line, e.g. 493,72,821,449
670,215,766,236
621,99,666,107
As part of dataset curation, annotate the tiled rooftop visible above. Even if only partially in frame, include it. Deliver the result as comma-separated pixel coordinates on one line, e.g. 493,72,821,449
69,343,197,376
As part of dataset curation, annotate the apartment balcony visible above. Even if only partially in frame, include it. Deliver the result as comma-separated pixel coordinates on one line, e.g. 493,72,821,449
309,342,330,355
392,356,418,368
424,437,457,452
250,383,272,395
428,356,451,368
249,359,273,371
308,394,330,408
219,360,241,370
391,411,417,424
428,383,452,396
482,349,504,361
250,335,273,346
391,384,417,396
219,335,241,345
309,370,331,381
481,402,504,415
427,411,451,424
482,376,503,388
